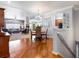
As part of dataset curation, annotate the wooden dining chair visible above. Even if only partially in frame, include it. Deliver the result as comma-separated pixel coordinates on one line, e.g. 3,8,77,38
35,26,42,41
42,28,48,40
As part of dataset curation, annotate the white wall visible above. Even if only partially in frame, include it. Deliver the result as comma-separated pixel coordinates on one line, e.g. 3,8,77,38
44,6,75,57
74,10,79,41
73,10,79,58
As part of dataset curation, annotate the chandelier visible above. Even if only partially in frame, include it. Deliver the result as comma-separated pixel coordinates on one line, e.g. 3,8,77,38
34,8,42,20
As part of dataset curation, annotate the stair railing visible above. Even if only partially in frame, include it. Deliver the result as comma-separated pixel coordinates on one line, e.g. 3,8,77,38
57,33,75,57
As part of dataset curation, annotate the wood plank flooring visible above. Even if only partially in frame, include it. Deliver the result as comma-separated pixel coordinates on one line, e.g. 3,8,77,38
9,38,63,58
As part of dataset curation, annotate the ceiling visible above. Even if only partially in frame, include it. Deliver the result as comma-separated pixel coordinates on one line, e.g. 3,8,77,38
0,1,79,17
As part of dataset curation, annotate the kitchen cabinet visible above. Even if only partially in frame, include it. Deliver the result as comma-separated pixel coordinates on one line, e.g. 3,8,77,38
0,8,5,27
0,35,10,57
5,7,26,20
0,8,10,58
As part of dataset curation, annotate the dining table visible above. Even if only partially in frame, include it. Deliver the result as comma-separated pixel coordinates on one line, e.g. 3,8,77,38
31,31,47,41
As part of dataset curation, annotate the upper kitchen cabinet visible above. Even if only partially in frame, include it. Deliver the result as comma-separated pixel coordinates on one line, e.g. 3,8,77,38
5,7,16,19
16,10,26,20
5,7,26,20
0,8,5,28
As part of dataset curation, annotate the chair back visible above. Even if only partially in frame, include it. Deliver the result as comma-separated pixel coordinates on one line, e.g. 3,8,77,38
36,26,41,40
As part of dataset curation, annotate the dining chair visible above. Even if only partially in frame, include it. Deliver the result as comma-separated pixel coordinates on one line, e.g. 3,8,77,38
46,29,48,39
35,26,42,41
42,28,48,40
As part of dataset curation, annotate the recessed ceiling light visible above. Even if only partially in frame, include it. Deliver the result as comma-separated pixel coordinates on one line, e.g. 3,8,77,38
8,1,11,3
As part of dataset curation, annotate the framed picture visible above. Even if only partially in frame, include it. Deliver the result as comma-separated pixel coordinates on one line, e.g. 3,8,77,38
55,19,64,29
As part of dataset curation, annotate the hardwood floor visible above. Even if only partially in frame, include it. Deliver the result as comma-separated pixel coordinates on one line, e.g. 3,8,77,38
9,38,63,58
